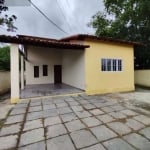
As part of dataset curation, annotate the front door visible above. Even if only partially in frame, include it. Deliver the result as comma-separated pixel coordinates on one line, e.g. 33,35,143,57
54,65,62,84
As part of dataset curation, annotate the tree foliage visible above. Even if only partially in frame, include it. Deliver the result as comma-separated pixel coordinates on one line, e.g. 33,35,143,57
0,0,17,31
90,0,150,69
0,46,10,71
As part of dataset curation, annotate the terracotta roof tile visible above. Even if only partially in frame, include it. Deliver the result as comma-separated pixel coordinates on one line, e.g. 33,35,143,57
0,35,89,49
60,34,143,46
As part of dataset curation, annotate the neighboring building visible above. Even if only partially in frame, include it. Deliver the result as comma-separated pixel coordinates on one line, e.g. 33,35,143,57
0,34,141,103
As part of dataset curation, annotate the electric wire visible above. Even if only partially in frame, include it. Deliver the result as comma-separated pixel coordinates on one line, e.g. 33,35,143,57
65,0,86,33
28,0,68,34
55,0,73,33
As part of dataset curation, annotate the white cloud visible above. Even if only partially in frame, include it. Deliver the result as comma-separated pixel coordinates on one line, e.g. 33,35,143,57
0,0,104,39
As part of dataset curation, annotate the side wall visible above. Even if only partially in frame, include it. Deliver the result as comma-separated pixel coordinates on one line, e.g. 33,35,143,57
62,50,85,90
26,46,62,85
135,70,150,87
0,71,10,95
85,40,135,94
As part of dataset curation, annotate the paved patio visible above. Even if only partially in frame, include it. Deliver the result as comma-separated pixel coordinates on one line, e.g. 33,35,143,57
20,84,83,99
0,94,150,150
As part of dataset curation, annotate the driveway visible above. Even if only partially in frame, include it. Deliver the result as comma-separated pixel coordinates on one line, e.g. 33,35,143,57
0,94,150,150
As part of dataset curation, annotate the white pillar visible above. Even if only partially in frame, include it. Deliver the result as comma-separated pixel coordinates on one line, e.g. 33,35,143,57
21,55,24,90
10,44,20,103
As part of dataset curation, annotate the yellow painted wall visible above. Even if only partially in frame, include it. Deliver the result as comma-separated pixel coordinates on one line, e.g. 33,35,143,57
135,70,150,87
84,40,135,95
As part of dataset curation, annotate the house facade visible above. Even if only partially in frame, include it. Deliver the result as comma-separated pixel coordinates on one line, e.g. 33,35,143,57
0,34,140,103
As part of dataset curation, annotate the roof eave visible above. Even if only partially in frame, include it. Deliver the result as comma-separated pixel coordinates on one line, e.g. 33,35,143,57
0,35,89,49
60,34,143,46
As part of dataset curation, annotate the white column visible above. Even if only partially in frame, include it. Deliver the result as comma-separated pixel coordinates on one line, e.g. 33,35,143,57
21,55,24,90
10,44,20,103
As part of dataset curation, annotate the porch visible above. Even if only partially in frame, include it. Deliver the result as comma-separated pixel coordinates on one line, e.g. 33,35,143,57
0,35,89,103
20,83,84,99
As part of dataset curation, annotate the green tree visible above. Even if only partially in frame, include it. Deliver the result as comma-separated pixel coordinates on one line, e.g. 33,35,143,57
0,0,17,31
90,0,150,69
0,46,10,71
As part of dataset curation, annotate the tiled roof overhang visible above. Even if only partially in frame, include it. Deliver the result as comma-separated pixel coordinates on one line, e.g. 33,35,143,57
60,34,143,46
0,35,90,49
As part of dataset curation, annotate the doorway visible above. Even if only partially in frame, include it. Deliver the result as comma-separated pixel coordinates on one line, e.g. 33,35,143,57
54,65,62,84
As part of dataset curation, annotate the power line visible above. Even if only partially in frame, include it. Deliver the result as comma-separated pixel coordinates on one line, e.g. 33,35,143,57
28,0,68,35
55,0,72,32
66,0,71,8
65,0,87,34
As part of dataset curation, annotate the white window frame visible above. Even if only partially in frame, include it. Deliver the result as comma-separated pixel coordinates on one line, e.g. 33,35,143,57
101,58,123,72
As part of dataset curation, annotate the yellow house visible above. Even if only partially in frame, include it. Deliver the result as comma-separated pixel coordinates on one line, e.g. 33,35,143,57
0,34,141,103
61,34,139,95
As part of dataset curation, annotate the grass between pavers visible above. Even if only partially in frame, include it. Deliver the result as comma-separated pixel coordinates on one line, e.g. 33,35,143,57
0,119,5,129
15,100,31,149
0,108,13,129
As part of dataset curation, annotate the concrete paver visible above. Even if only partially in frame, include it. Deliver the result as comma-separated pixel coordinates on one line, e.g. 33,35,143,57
110,105,125,111
19,141,45,150
126,118,145,131
79,100,89,104
109,112,126,119
23,119,43,131
107,122,132,135
56,102,68,108
47,135,75,150
46,124,67,138
139,127,150,140
65,97,74,102
83,103,96,110
0,105,14,120
14,103,28,108
82,116,102,127
57,107,72,114
90,109,104,115
71,105,84,112
43,104,56,110
68,101,79,106
26,111,43,121
28,106,42,112
30,101,41,106
0,94,150,150
91,125,117,141
101,106,114,113
70,129,98,149
5,114,24,124
75,111,92,118
10,108,26,115
120,109,138,116
0,135,18,150
0,123,21,136
133,115,150,125
65,119,85,132
60,112,77,122
44,116,61,126
81,143,106,150
43,109,58,118
123,133,150,150
103,138,136,150
96,114,115,123
19,128,44,146
18,99,30,104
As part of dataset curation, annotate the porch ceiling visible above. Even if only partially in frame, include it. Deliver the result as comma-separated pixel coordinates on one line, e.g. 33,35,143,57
0,35,90,49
